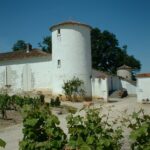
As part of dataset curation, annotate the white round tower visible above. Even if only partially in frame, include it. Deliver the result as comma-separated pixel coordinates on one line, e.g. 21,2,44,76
50,21,92,99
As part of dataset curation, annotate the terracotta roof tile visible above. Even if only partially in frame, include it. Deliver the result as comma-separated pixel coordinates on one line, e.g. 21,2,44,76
136,73,150,78
0,49,51,62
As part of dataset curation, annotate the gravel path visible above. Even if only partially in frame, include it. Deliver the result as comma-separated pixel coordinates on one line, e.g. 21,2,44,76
0,124,23,150
0,97,150,150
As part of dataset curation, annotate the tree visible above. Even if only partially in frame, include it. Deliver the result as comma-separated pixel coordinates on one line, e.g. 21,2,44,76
91,28,141,74
39,36,52,53
39,28,140,73
12,40,27,51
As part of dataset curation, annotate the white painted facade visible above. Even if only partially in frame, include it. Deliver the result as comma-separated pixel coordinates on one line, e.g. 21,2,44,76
0,57,52,92
137,76,150,103
1,21,147,103
91,78,108,101
108,76,136,95
51,23,92,97
120,79,136,95
0,21,92,99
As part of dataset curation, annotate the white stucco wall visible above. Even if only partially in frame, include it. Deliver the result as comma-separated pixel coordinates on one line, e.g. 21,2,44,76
92,78,108,101
137,77,150,102
0,63,23,91
120,79,136,95
51,24,92,97
0,66,6,88
107,76,136,95
0,56,52,92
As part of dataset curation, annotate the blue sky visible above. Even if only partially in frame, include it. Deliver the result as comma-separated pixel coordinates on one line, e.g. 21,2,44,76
0,0,149,72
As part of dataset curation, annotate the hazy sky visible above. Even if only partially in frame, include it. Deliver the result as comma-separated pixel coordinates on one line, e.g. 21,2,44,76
0,0,149,72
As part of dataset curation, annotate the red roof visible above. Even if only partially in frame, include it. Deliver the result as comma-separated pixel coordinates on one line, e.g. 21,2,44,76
50,21,92,31
0,49,51,62
136,73,150,78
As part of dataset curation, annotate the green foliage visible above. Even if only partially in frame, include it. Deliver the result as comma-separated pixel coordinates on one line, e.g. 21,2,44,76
66,108,123,150
11,95,42,108
12,40,27,51
0,138,6,148
39,36,52,53
19,105,67,150
0,94,42,119
0,94,11,119
91,28,141,73
127,109,150,150
39,94,45,104
62,77,85,101
50,96,61,107
40,29,141,74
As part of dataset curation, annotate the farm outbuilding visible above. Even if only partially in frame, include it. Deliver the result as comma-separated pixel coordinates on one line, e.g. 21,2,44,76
0,20,148,103
117,65,132,80
91,70,108,101
0,21,92,100
136,73,150,103
0,49,52,92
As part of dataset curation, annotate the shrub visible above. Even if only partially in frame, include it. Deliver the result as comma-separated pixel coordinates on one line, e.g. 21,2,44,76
11,95,42,108
39,94,45,104
0,94,10,119
66,108,123,150
19,105,67,150
0,138,6,148
127,109,150,150
50,96,61,107
0,94,43,119
62,77,85,101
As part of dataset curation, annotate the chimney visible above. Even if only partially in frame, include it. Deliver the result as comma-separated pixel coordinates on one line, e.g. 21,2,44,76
26,43,32,53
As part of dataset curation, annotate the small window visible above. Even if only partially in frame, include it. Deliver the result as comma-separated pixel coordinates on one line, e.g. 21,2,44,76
57,29,61,35
57,59,61,68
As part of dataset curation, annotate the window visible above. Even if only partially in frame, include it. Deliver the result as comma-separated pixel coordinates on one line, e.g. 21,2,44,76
57,29,61,35
57,59,61,68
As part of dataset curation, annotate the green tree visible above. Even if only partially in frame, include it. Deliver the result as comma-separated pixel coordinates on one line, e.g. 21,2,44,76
39,36,52,53
39,28,141,73
12,40,27,51
91,28,141,74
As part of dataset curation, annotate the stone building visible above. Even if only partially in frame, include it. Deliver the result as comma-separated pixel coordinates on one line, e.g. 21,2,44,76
117,64,132,80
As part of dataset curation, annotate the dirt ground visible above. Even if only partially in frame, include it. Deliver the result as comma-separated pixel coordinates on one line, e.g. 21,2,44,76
0,110,22,130
0,96,150,150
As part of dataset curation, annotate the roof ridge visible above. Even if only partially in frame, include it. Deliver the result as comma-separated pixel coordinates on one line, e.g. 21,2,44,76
50,20,92,31
0,49,51,62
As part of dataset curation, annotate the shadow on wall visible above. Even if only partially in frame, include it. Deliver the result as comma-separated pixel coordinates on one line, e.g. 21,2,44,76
108,76,137,96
